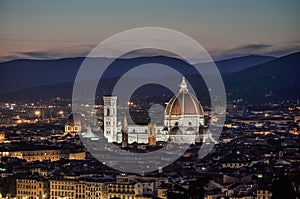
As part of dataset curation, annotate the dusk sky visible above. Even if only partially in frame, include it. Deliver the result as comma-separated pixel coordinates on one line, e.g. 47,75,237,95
1,0,299,61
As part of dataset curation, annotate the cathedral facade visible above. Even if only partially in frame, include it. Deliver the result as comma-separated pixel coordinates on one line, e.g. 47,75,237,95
103,77,207,145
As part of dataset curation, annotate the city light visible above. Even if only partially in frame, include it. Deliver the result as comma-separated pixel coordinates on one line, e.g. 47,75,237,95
34,110,41,116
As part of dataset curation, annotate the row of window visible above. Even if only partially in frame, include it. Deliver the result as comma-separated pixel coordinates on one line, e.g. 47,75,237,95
108,194,134,199
66,126,80,131
23,151,63,156
108,190,135,194
50,192,85,199
86,188,102,191
17,185,37,189
222,163,250,167
17,180,37,183
17,191,36,195
51,185,74,190
26,156,62,161
257,190,271,194
108,184,134,188
17,197,36,199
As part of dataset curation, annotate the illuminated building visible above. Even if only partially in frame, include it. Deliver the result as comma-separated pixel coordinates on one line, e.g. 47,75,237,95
256,189,272,199
68,151,86,160
103,95,118,143
106,182,135,199
49,180,86,199
16,179,49,199
107,182,155,199
0,132,5,143
64,114,81,136
221,162,252,169
148,123,156,146
107,175,156,199
157,185,168,199
164,77,204,129
17,175,157,199
102,77,210,145
85,182,106,199
49,179,150,199
0,149,69,162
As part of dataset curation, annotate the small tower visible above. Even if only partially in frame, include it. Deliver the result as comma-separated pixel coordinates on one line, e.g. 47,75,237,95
103,96,117,143
148,123,156,146
121,114,128,148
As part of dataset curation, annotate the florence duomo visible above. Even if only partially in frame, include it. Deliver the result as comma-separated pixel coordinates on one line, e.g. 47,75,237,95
102,77,216,145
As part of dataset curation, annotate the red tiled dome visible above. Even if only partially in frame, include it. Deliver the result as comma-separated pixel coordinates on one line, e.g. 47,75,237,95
165,92,204,116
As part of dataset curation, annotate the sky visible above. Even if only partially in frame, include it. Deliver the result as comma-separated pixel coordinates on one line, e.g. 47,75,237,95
0,0,299,61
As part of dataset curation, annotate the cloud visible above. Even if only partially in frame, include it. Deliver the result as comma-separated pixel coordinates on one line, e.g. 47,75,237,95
18,51,58,59
232,44,272,52
210,41,300,60
120,48,181,59
0,43,96,61
1,41,300,62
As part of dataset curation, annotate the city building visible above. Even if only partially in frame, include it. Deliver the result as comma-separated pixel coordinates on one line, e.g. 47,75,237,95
256,189,272,199
49,180,86,199
0,132,5,143
107,175,156,199
85,181,106,199
16,179,49,199
0,148,69,162
68,151,86,160
48,176,155,199
65,114,81,136
103,77,208,145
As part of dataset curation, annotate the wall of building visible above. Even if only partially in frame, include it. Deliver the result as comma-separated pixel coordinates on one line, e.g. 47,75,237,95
16,179,49,199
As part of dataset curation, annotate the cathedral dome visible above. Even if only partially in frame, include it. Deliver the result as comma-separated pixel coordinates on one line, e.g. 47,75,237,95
165,77,204,116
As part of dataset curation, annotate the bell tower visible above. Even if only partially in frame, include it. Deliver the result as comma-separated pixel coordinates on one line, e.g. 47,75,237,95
103,96,117,142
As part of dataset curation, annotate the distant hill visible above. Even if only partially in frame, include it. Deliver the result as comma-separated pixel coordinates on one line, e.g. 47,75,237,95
224,52,300,102
0,55,275,94
216,55,275,74
0,57,84,93
0,53,298,103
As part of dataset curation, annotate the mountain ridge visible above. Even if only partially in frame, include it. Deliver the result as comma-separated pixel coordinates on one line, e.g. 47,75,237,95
1,52,299,103
0,54,276,94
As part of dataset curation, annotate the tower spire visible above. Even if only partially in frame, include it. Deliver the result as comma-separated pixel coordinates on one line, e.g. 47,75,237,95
179,76,188,92
121,113,128,148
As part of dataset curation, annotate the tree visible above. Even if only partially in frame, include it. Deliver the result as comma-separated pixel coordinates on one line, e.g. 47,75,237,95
271,177,296,199
167,176,210,199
